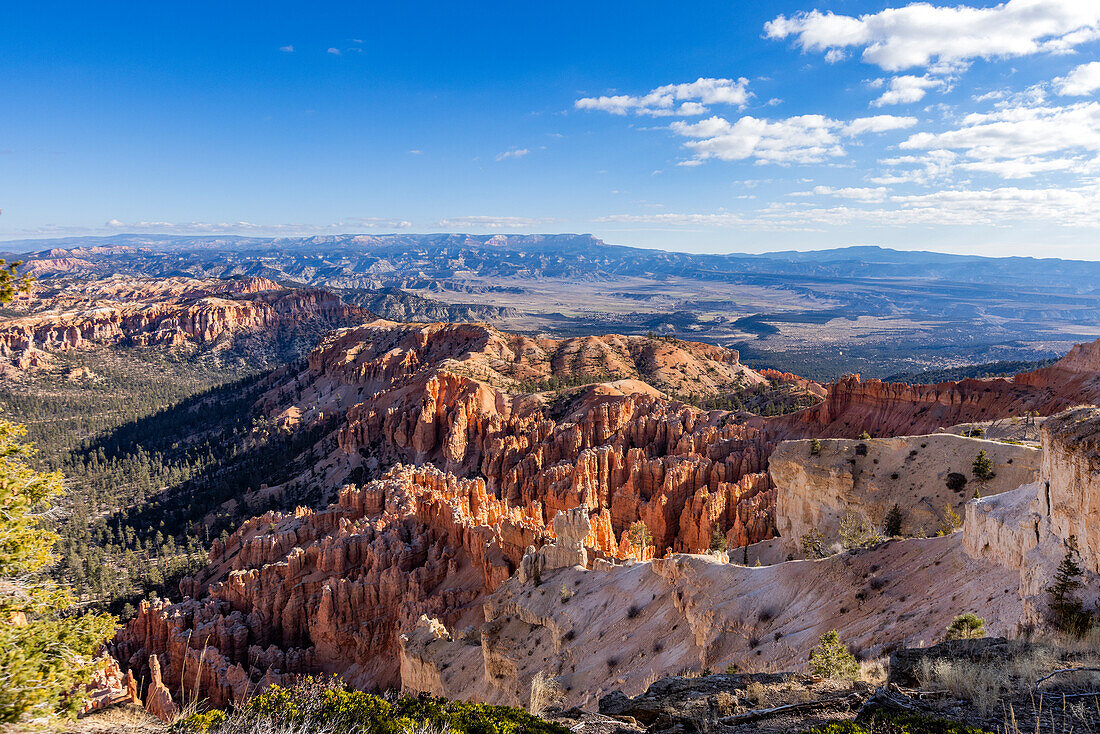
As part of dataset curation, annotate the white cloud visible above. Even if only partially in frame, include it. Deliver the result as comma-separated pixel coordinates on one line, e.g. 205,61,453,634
800,185,891,202
1055,61,1100,96
900,100,1100,178
279,45,294,53
597,184,1100,231
669,113,916,165
844,114,919,134
327,48,341,55
101,218,412,234
765,1,1100,72
495,148,529,161
434,216,551,229
575,77,750,117
872,75,945,106
872,149,958,184
595,213,746,227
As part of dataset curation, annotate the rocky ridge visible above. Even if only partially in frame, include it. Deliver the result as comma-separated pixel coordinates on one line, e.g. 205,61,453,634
0,276,369,370
112,323,1100,712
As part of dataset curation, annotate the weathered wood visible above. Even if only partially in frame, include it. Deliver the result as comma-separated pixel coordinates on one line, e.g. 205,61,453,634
717,693,862,724
1032,667,1100,690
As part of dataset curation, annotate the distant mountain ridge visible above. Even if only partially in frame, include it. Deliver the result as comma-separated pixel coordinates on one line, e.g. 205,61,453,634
7,233,1100,288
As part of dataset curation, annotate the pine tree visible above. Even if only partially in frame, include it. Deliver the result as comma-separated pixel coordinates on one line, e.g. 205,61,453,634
1047,537,1092,636
809,438,822,456
946,613,986,640
0,420,116,721
972,450,995,484
809,630,859,679
884,504,904,537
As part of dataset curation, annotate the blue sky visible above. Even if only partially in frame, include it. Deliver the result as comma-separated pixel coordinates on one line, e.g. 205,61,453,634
3,1,1100,257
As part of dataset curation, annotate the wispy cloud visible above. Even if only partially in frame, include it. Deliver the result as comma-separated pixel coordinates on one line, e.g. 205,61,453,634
495,148,529,161
900,100,1100,178
576,77,751,117
279,45,294,53
871,75,945,106
669,113,915,165
327,47,341,55
98,217,411,235
434,216,551,229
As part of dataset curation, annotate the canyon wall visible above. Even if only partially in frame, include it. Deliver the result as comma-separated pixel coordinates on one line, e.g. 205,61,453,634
963,406,1100,622
112,324,1100,709
771,434,1039,552
0,276,368,367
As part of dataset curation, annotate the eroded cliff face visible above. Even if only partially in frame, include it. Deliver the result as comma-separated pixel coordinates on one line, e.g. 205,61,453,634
401,406,1100,711
776,349,1100,438
112,465,554,708
262,321,782,554
112,322,787,706
0,276,368,369
400,534,1024,710
963,406,1100,622
113,326,1100,710
771,434,1040,552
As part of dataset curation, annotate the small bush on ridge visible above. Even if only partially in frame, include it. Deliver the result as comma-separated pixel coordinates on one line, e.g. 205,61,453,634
808,630,859,680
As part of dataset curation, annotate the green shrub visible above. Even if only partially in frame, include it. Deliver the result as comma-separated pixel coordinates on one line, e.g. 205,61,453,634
800,528,829,559
174,677,569,734
801,711,995,733
0,418,117,722
945,613,986,640
808,630,859,680
857,430,872,440
810,438,822,456
838,511,882,549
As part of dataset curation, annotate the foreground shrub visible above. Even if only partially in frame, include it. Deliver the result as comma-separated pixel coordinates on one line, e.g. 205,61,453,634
801,711,994,733
809,630,859,680
174,677,568,734
945,613,986,640
0,418,117,722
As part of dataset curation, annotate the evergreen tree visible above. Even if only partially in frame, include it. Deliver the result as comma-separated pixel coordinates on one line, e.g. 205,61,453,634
808,630,859,679
972,450,995,484
883,504,904,537
0,419,116,721
1047,537,1092,636
946,613,986,640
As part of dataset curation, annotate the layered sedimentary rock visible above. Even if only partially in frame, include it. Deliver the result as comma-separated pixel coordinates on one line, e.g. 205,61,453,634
963,406,1100,623
771,434,1040,551
400,533,1025,709
0,275,368,367
113,322,785,704
778,350,1100,438
78,656,140,716
114,324,1100,708
113,465,557,706
402,405,1100,710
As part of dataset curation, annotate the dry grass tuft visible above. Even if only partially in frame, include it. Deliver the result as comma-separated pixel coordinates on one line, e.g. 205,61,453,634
528,671,565,714
859,656,889,685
